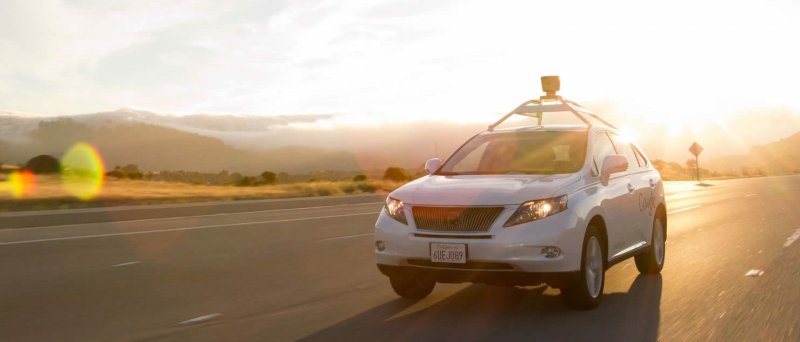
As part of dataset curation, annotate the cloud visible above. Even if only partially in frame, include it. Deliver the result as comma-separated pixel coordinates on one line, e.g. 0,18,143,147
2,0,800,126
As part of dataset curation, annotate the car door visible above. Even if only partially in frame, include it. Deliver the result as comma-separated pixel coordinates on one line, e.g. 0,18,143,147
631,144,660,244
591,132,637,257
609,135,651,248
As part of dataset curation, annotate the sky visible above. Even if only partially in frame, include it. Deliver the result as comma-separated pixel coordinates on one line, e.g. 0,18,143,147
2,0,800,137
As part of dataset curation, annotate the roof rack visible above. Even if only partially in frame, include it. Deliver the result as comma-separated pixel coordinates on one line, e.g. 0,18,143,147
488,76,617,131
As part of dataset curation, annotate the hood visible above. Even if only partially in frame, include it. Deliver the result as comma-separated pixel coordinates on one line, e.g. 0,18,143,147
390,173,583,206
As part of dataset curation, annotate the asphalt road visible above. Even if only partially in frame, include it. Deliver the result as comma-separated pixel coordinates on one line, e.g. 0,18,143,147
1,176,799,341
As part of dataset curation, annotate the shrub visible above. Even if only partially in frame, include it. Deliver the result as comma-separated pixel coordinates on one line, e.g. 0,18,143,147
237,176,257,186
382,167,407,182
341,184,357,194
24,155,60,174
352,174,367,182
106,168,125,179
356,182,377,193
260,171,277,185
106,165,144,179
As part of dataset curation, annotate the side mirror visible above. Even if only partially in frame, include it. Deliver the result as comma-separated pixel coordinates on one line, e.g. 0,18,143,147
600,155,628,185
424,158,441,174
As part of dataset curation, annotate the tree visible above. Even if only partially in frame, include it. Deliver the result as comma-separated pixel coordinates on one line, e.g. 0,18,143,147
106,167,125,179
122,164,140,173
383,167,408,182
352,174,367,182
24,155,60,174
741,167,750,177
277,172,290,183
106,164,143,179
123,164,143,179
237,176,257,186
260,171,277,185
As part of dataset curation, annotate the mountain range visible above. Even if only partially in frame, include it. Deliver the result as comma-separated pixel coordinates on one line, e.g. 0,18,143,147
0,109,480,174
2,108,799,176
707,132,800,175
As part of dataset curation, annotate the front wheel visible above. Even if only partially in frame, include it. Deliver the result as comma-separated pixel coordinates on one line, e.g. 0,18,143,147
389,274,435,300
561,224,605,310
634,216,666,274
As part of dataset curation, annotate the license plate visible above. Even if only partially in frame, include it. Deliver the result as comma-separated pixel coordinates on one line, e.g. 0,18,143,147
430,243,467,264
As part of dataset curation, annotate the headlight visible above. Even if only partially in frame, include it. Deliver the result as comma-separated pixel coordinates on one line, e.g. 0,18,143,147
384,197,407,225
504,195,568,227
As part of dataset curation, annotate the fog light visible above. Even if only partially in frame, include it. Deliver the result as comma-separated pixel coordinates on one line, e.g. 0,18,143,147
376,240,386,251
541,246,561,258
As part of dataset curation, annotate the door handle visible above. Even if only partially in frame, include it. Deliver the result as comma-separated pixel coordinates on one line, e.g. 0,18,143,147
627,183,635,193
649,178,656,188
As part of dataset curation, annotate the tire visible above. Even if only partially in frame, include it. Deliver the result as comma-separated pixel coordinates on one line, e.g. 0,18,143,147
561,224,605,310
389,273,435,300
635,216,666,274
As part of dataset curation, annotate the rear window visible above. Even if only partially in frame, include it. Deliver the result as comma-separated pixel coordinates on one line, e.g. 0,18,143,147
438,131,588,175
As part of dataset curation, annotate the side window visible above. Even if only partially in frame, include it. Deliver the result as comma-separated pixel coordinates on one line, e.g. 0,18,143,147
632,145,649,167
610,135,639,171
591,132,616,175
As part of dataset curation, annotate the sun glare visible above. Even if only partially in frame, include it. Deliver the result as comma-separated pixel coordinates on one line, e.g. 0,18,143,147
615,127,639,144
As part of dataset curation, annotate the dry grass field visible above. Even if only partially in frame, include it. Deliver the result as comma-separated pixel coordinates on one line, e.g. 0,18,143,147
0,175,402,212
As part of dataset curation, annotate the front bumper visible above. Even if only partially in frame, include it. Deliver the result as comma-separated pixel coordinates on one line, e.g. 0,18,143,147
374,205,585,276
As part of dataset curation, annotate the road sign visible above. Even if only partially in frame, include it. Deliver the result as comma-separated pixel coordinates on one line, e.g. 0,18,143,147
689,142,703,157
688,142,704,182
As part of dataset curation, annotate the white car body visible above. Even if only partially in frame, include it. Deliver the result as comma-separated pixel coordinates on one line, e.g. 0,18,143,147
374,124,667,302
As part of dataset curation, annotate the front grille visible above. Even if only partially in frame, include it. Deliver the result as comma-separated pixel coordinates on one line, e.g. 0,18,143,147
412,206,504,232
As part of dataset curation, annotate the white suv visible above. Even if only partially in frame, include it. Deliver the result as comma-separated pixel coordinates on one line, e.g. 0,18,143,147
374,77,666,309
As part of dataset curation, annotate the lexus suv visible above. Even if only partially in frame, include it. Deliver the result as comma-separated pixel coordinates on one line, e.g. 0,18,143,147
373,77,666,309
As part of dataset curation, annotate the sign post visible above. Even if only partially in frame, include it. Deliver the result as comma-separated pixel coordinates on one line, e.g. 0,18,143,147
688,142,704,182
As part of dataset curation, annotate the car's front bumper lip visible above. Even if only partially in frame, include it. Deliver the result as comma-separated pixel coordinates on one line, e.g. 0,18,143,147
377,264,581,288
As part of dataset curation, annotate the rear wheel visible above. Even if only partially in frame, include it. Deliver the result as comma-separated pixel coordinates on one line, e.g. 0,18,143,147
561,225,605,310
635,216,666,274
389,274,435,300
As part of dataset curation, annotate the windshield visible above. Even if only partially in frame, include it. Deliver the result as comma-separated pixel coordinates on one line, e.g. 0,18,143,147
437,131,588,175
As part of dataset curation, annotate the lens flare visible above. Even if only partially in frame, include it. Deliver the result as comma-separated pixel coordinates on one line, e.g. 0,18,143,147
61,143,105,200
5,170,37,198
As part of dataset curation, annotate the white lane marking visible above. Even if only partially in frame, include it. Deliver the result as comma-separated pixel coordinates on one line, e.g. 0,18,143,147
1,202,384,232
745,269,764,277
743,194,758,197
321,233,373,241
0,212,377,246
111,261,140,267
667,205,701,215
784,229,800,248
178,313,220,325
